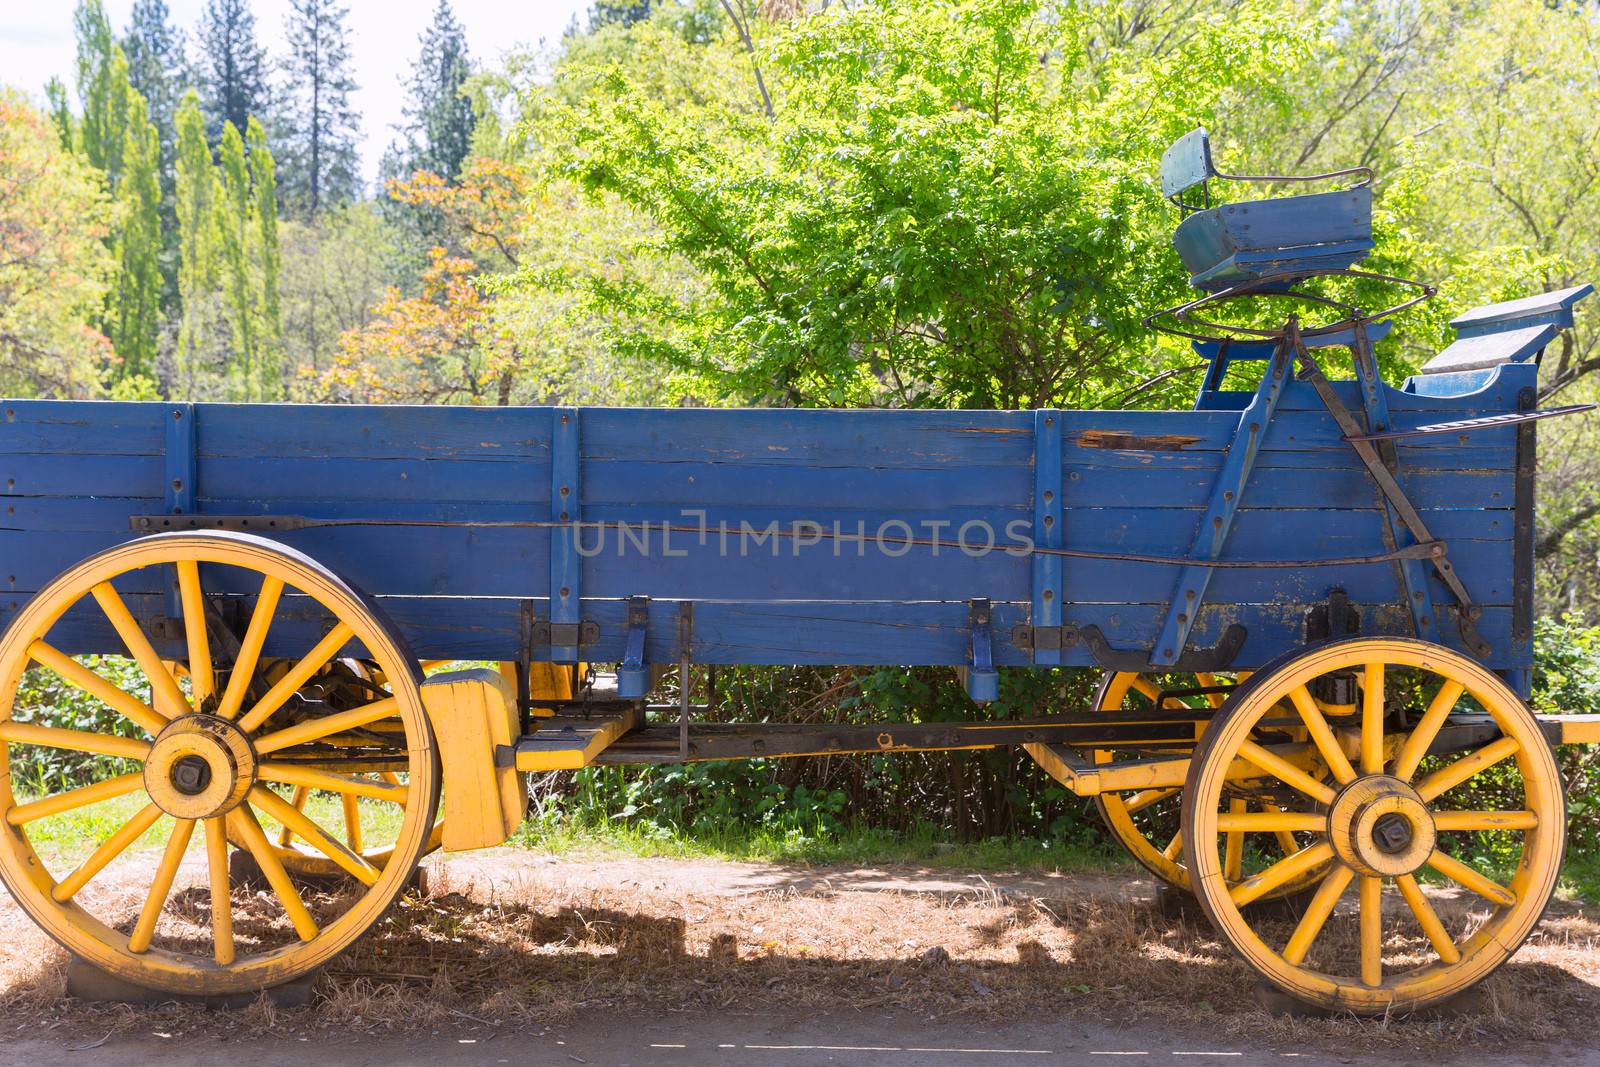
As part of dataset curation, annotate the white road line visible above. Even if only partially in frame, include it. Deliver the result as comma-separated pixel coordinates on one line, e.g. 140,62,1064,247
649,1044,687,1049
1172,1053,1243,1057
1090,1053,1151,1057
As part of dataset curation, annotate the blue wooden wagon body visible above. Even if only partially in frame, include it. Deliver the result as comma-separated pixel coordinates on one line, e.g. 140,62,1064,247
0,359,1537,686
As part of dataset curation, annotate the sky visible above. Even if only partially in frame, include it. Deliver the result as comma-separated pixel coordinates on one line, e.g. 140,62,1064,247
0,0,591,186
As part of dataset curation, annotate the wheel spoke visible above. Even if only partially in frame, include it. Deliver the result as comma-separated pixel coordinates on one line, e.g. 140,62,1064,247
1224,798,1246,882
26,641,168,736
6,772,145,826
1289,685,1356,785
0,721,149,761
1432,809,1539,831
129,818,195,953
176,560,215,705
1282,865,1354,965
51,802,163,902
216,575,284,721
1214,809,1324,833
1394,873,1460,964
251,696,398,755
1426,849,1516,907
90,582,189,716
204,816,234,965
1229,841,1333,907
1359,875,1383,987
1195,672,1226,710
1414,737,1521,803
1236,740,1337,805
342,792,363,854
231,807,319,941
249,787,379,886
257,763,409,804
1162,831,1183,862
236,622,356,734
1361,661,1384,774
1122,787,1179,815
1393,680,1465,781
277,786,310,848
1130,676,1162,703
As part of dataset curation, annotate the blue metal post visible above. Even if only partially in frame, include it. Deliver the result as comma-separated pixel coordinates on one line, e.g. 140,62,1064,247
550,407,582,662
1031,409,1063,665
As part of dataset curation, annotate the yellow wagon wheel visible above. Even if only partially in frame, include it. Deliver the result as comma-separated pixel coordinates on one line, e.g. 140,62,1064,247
262,658,443,881
1182,637,1564,1014
1089,670,1322,898
0,532,440,995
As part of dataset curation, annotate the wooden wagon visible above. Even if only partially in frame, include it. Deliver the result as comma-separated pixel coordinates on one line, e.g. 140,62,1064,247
2,129,1597,1014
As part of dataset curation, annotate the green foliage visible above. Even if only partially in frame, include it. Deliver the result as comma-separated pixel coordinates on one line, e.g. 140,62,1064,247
399,0,477,181
194,0,270,146
10,659,148,797
111,91,163,380
534,0,1313,408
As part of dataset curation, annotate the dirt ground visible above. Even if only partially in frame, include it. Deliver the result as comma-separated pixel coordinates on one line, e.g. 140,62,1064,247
1,848,1599,1064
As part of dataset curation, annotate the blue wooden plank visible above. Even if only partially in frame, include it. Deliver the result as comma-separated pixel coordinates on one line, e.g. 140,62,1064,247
0,400,165,455
196,457,552,504
195,403,552,459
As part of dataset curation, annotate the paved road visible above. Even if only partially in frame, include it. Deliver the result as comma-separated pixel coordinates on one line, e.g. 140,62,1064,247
5,1011,1599,1067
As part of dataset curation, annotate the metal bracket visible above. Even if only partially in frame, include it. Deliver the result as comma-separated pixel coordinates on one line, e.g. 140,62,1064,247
618,595,650,699
529,620,601,648
1304,588,1361,643
1010,623,1081,653
966,599,999,702
131,514,311,533
1079,623,1246,673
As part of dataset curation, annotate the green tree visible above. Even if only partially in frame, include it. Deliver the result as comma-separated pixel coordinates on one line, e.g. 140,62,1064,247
399,0,477,180
536,0,1308,408
281,0,361,218
217,121,261,396
589,0,654,29
74,0,127,184
195,0,270,145
121,0,190,315
248,114,284,391
111,91,164,384
174,89,222,391
0,90,115,398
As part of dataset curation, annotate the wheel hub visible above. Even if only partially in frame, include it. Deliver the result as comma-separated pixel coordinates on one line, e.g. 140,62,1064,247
1327,774,1436,877
144,714,257,819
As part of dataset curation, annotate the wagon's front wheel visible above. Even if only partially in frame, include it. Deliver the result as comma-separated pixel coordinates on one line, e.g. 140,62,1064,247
1183,638,1564,1014
0,532,440,995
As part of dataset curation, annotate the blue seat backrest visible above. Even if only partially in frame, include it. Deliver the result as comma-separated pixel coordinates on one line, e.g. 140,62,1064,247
1161,127,1214,200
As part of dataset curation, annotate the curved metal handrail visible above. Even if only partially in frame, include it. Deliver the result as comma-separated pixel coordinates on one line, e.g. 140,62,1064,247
1142,268,1436,345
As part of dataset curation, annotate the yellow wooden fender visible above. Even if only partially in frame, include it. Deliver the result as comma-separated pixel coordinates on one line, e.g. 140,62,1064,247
421,669,526,852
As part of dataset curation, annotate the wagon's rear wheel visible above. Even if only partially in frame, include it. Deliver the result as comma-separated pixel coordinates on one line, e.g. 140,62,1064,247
1183,638,1564,1014
0,532,440,995
1067,671,1325,899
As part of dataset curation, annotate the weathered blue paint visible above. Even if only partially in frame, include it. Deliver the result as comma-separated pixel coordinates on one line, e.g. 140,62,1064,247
549,407,582,662
0,355,1538,686
1030,409,1063,666
1151,335,1292,666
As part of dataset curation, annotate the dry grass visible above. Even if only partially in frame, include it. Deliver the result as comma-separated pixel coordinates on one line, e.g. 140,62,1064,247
1,849,1597,1052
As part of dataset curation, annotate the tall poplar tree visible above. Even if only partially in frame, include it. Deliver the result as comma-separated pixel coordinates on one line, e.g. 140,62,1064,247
121,0,187,178
70,0,163,384
281,0,361,217
113,92,163,381
175,90,221,390
195,0,270,145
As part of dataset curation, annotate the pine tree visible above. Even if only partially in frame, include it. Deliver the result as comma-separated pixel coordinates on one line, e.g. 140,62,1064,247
112,92,163,382
398,0,476,180
195,0,270,145
588,0,653,30
121,0,187,176
281,0,361,217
